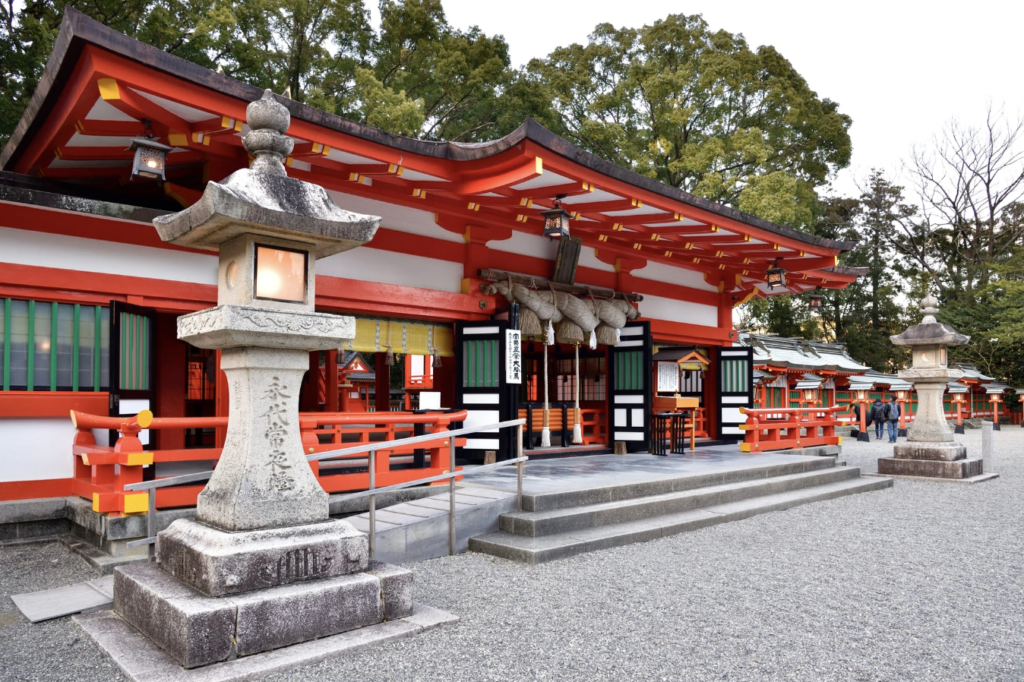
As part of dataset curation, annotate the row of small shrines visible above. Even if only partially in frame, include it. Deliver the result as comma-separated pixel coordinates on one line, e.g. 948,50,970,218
741,333,1022,425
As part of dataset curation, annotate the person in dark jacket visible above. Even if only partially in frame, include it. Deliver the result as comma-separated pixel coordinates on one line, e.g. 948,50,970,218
870,398,886,440
886,397,901,443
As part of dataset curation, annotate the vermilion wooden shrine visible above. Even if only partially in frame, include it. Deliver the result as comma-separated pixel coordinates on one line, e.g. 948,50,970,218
0,10,869,510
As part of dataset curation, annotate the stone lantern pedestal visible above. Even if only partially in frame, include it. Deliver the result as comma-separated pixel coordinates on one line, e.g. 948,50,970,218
878,296,983,480
86,91,454,674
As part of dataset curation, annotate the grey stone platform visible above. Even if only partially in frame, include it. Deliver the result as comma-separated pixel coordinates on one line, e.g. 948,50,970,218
469,449,892,564
113,558,413,668
75,603,457,682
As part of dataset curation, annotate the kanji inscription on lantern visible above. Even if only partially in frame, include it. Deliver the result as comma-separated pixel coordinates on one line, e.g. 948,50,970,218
262,377,296,492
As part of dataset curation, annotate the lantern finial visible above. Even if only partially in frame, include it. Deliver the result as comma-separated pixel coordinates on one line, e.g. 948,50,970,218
243,89,294,177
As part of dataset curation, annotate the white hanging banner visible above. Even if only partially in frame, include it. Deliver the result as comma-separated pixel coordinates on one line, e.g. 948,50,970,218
506,329,522,384
657,361,679,393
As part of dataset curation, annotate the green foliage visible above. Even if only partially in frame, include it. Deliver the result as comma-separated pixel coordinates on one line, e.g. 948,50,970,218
351,67,423,136
1,0,235,148
522,13,852,229
740,171,913,373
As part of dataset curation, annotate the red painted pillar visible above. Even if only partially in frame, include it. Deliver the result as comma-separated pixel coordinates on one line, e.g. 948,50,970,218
154,313,186,451
299,352,320,413
214,350,228,449
374,353,391,413
325,350,339,413
703,346,719,438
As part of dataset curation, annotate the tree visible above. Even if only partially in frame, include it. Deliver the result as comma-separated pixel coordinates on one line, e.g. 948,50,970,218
743,172,914,373
2,0,236,148
524,13,852,229
897,107,1024,298
222,0,372,108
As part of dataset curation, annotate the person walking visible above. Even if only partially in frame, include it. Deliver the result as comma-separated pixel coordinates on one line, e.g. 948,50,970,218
885,396,901,443
870,398,886,440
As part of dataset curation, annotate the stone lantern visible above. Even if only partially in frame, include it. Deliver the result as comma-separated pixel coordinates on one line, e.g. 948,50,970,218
878,295,983,479
105,91,428,670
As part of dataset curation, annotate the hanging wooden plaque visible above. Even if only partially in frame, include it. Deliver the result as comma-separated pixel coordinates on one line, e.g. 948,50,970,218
553,236,583,284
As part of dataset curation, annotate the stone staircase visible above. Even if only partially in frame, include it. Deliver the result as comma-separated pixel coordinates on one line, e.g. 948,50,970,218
469,457,890,564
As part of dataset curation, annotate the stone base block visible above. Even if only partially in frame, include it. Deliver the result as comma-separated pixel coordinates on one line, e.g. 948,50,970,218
954,425,965,434
855,431,870,443
992,423,1001,431
158,518,367,597
367,560,413,620
878,456,983,479
75,603,458,682
113,563,236,668
114,559,413,669
893,441,967,462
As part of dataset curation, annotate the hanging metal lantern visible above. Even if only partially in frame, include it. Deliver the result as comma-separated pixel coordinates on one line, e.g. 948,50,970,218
541,195,571,240
765,260,786,291
127,135,173,184
808,294,823,310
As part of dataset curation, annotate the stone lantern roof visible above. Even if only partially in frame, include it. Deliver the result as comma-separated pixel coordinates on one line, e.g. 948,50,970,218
154,90,379,258
890,295,970,348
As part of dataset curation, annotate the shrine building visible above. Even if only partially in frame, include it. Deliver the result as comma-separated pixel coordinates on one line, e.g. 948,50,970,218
0,11,866,503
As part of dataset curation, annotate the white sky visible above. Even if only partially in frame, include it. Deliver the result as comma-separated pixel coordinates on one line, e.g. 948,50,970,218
372,0,1024,199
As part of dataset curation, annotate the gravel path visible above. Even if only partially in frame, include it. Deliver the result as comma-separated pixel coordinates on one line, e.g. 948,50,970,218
3,428,1022,681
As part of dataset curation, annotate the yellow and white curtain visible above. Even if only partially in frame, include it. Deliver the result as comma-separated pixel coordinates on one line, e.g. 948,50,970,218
339,317,454,357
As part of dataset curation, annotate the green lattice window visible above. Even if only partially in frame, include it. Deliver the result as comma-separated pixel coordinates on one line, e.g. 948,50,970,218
614,350,643,391
117,309,151,391
1,299,110,391
721,359,748,393
462,339,499,388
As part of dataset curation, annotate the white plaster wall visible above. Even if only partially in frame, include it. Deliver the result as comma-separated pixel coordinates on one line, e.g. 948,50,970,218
317,246,463,293
630,261,718,292
578,246,616,272
638,294,719,327
0,418,85,481
488,230,558,260
0,224,218,284
325,190,465,243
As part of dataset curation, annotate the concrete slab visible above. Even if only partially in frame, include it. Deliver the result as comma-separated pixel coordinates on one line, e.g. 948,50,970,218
74,603,457,682
11,575,115,622
468,448,822,496
863,471,1000,484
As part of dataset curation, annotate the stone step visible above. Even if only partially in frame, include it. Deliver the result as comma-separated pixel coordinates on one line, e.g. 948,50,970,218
59,535,147,575
469,476,893,564
521,456,838,512
499,466,861,537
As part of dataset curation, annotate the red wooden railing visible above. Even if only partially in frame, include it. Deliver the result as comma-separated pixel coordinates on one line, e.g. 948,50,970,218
739,405,842,453
71,409,467,516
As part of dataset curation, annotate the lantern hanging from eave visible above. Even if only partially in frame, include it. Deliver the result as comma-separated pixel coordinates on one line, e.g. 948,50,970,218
127,134,174,184
765,260,787,291
541,195,571,240
808,294,823,310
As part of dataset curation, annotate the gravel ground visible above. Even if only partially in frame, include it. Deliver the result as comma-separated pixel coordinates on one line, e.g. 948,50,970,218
3,428,1022,682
